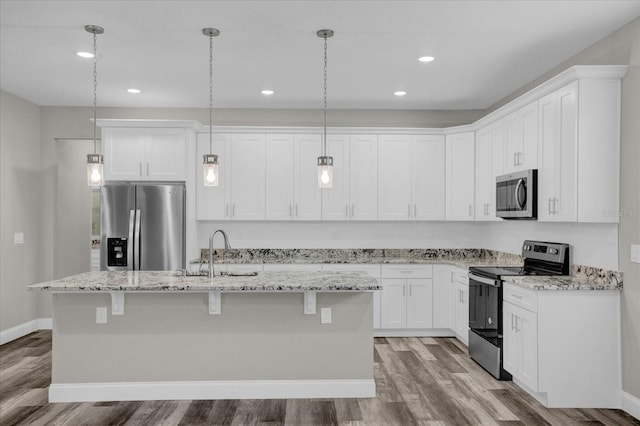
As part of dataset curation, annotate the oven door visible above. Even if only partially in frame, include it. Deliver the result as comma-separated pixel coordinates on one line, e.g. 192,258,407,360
469,273,500,343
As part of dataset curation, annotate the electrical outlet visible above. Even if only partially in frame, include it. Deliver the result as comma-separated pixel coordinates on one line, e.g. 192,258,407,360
631,244,640,264
321,307,332,324
96,307,108,324
14,232,24,245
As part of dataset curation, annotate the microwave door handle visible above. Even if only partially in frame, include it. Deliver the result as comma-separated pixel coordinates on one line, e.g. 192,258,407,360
515,178,525,209
127,210,135,271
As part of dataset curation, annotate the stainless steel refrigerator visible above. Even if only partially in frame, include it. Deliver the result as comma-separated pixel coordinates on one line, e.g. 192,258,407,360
100,183,185,271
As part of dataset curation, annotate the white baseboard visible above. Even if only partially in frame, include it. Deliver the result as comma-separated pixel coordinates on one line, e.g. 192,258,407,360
622,391,640,420
374,328,456,338
49,379,376,402
0,318,52,345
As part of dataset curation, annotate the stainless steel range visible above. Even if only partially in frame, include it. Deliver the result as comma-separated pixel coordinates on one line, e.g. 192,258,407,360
467,240,570,380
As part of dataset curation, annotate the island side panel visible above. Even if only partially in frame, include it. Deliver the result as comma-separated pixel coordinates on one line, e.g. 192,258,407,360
51,292,373,383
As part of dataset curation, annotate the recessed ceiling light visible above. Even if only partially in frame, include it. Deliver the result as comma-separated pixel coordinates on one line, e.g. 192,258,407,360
261,90,274,95
394,91,407,96
418,56,435,63
76,51,94,58
127,88,141,94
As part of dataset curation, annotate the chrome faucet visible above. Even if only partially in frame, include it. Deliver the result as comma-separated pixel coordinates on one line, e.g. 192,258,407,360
208,229,231,278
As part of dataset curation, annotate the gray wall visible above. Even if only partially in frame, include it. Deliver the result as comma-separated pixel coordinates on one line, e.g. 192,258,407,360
0,91,42,330
486,17,640,400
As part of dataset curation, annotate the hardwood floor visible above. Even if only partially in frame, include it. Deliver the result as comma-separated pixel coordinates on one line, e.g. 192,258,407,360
1,331,638,425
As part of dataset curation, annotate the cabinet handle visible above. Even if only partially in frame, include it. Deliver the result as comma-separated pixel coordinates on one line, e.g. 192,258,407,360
451,271,454,282
409,284,412,297
408,204,411,218
296,204,299,218
515,316,520,333
513,152,517,167
468,204,473,217
414,204,417,217
548,198,552,215
351,204,355,217
232,204,236,217
403,286,406,297
146,162,150,177
345,204,349,218
139,162,143,177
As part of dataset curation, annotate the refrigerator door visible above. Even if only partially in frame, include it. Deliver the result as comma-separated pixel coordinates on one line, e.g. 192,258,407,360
136,184,185,270
101,184,136,271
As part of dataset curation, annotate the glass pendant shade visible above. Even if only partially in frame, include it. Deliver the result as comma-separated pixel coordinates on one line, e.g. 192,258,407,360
317,155,333,188
87,154,104,186
203,154,219,187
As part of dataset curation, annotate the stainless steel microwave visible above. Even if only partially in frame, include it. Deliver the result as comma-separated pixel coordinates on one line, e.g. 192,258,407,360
496,169,537,219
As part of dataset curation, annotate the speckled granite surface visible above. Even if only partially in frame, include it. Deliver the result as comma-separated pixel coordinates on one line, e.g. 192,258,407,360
28,270,381,292
503,275,622,291
195,248,523,268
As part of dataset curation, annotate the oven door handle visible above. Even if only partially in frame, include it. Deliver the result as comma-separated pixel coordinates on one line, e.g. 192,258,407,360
468,273,500,287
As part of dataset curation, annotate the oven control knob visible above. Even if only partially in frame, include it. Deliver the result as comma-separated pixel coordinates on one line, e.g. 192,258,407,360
488,317,493,325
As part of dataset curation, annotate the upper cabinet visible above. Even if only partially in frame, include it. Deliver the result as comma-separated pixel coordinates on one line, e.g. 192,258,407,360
446,132,475,221
322,134,378,221
265,134,322,221
475,121,504,221
538,77,622,223
103,127,186,181
503,101,538,174
378,134,445,221
196,133,266,220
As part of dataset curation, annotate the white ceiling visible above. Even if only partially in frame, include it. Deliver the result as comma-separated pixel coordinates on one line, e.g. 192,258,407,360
1,1,639,110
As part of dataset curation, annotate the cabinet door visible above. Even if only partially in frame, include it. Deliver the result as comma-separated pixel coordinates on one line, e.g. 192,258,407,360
518,306,539,391
380,279,406,329
349,135,378,220
230,134,266,220
475,126,493,220
502,301,520,376
196,133,231,220
322,135,350,221
103,127,146,180
293,134,322,220
454,283,469,344
433,265,453,329
378,135,412,221
265,134,295,220
446,132,475,220
504,101,537,173
413,135,446,220
145,128,186,181
539,83,577,222
406,279,433,328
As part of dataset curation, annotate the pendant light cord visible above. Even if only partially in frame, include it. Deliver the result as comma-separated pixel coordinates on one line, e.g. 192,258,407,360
92,31,98,155
209,33,213,154
323,34,328,157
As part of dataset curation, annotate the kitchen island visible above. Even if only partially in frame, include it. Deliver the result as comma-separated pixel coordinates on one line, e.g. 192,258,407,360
29,270,380,403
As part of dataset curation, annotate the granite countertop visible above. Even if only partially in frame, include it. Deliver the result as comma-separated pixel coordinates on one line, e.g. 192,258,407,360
27,270,381,292
503,275,622,291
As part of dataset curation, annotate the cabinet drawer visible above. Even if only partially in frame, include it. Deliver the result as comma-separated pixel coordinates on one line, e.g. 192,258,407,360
381,265,433,279
503,283,537,312
451,267,468,286
322,264,381,278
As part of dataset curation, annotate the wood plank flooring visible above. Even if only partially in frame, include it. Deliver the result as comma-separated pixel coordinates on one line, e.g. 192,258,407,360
1,331,638,425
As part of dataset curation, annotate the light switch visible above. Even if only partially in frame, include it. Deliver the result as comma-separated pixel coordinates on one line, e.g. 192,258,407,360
321,307,332,324
631,244,640,264
14,232,24,245
96,307,108,324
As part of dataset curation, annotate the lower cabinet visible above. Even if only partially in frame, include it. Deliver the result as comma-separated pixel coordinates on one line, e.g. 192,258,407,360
452,268,469,344
502,283,621,408
380,265,433,329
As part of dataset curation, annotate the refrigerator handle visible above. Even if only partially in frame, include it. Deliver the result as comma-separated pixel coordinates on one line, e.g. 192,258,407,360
127,210,135,270
134,209,141,270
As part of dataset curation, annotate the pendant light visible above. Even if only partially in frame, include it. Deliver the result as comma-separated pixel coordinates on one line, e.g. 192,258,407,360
85,25,104,186
317,29,334,188
202,28,220,187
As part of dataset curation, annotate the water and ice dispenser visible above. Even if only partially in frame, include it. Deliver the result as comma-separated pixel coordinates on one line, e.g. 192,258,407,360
107,238,128,267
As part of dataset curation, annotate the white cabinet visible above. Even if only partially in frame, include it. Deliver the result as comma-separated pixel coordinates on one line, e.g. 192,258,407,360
539,79,622,223
475,121,504,221
378,134,445,220
504,101,538,173
502,283,621,408
322,264,381,329
445,132,475,220
265,134,322,220
380,265,433,329
503,297,539,392
451,268,469,345
538,82,578,222
322,135,378,221
196,133,265,220
432,265,455,329
103,127,186,181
